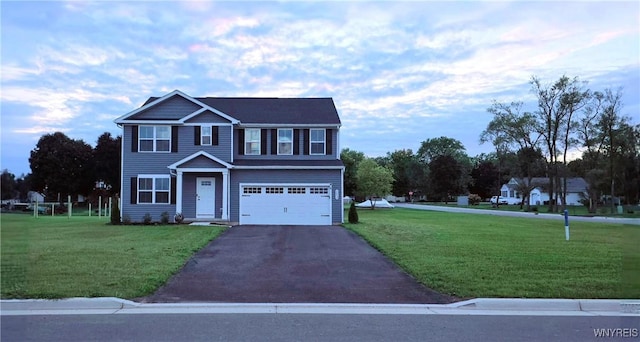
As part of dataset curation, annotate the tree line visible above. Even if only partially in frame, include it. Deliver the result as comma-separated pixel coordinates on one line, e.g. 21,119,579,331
1,132,121,203
344,75,639,213
2,75,637,211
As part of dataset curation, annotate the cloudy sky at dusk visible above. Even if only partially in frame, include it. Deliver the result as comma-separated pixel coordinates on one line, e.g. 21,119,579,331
1,1,638,176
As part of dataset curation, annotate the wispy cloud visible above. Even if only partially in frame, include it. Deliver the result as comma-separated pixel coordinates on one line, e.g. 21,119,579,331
1,1,638,173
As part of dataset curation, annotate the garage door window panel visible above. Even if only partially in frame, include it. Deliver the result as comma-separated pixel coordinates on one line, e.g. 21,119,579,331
266,187,284,194
310,187,329,194
243,187,262,194
288,187,306,194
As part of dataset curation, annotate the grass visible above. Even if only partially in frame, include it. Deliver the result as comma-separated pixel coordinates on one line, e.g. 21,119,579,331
344,208,639,299
1,213,224,299
414,201,640,218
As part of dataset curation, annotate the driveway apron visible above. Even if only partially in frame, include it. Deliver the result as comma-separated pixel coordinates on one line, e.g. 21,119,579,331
140,225,455,304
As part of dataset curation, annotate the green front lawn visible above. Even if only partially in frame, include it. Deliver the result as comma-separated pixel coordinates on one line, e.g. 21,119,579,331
416,202,640,218
345,208,639,299
1,214,224,299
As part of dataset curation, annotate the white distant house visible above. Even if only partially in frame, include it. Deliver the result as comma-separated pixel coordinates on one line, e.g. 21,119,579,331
500,177,588,206
27,191,45,203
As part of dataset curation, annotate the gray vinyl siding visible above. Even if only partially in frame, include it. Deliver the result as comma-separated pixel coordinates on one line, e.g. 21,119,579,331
130,95,201,120
122,202,175,224
182,125,232,162
185,111,232,124
234,128,339,160
182,173,224,219
230,169,342,224
121,124,231,222
123,125,232,163
180,156,226,168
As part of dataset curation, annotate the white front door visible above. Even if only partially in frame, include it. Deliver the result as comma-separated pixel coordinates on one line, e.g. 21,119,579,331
196,177,216,218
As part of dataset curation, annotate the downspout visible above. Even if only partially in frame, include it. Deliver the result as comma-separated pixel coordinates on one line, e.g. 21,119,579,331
341,167,345,224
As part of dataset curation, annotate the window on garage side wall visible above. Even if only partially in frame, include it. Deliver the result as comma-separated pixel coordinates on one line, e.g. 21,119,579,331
310,129,326,155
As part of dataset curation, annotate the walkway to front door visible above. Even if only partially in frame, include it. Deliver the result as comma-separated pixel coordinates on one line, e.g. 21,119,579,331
140,225,456,304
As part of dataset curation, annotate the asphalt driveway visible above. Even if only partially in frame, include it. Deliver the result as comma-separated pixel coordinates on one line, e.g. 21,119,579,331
140,225,455,304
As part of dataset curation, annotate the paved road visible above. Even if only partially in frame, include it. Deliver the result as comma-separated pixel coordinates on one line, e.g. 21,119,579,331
395,203,640,225
140,225,454,304
3,313,638,342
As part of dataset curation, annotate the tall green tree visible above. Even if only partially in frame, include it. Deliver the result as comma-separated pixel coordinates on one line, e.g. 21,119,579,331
596,88,631,211
29,132,95,203
356,158,394,209
1,169,17,200
428,155,463,204
417,136,468,164
15,173,32,202
94,132,122,194
574,88,638,210
341,148,365,197
482,100,542,210
469,157,499,200
418,136,471,196
385,149,427,197
531,75,589,212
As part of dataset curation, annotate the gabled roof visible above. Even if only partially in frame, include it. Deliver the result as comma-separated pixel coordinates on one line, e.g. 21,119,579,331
233,159,344,169
510,177,588,193
167,151,233,170
114,90,240,124
139,94,341,126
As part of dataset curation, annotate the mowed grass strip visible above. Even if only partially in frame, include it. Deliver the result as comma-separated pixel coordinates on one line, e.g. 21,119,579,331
1,214,224,299
344,208,639,299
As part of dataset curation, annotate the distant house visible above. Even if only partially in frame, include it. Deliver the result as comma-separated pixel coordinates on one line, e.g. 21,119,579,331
27,191,45,203
500,177,588,206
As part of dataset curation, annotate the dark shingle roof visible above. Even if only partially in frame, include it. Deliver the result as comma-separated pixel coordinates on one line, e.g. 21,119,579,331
233,159,344,168
514,177,587,193
143,96,341,125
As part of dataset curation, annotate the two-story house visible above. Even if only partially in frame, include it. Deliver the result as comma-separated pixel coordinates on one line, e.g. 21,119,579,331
114,90,344,225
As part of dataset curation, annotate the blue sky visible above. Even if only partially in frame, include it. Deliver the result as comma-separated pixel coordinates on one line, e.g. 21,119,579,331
1,1,639,176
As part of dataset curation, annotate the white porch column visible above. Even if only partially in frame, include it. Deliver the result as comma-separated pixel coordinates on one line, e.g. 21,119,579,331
176,171,183,216
221,170,229,220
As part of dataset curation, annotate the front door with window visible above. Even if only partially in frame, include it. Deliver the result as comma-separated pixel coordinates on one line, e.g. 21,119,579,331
196,177,216,218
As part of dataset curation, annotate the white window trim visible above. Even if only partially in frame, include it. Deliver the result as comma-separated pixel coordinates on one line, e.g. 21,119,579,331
138,175,171,204
201,126,212,146
309,128,326,155
139,126,171,153
277,128,293,155
245,128,261,155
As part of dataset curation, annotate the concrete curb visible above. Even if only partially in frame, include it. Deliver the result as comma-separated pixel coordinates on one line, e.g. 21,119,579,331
1,298,638,316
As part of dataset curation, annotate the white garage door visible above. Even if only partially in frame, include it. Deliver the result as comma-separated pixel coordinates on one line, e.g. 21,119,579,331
239,184,332,225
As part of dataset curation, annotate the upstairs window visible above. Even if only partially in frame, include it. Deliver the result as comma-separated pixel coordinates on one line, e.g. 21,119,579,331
139,126,170,152
278,129,293,155
310,129,326,155
245,128,261,155
201,126,212,145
